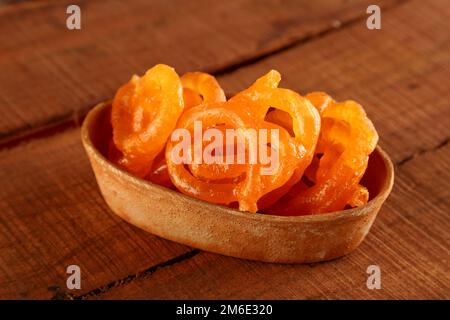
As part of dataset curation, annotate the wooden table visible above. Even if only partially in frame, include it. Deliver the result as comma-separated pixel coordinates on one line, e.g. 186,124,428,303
0,0,448,300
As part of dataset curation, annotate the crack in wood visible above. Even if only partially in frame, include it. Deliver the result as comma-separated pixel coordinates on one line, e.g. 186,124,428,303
68,134,450,300
0,0,409,147
396,137,450,167
61,249,201,300
0,114,83,150
2,0,435,300
210,0,409,77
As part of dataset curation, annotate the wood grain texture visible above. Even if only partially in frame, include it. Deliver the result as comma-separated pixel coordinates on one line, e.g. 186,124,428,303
0,0,449,300
218,0,450,163
0,0,397,141
89,0,449,299
92,143,450,300
0,129,192,299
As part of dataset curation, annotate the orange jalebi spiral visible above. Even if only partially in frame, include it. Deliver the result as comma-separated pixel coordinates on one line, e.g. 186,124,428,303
165,97,300,212
266,92,378,215
109,69,225,181
181,72,226,109
146,72,226,186
229,70,321,209
110,64,184,177
108,65,378,216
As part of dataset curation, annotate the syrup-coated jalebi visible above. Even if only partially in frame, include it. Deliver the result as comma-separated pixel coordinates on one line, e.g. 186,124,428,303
266,92,378,215
165,99,297,213
230,71,321,209
110,68,225,180
108,65,378,216
181,72,226,109
111,64,184,177
164,71,320,212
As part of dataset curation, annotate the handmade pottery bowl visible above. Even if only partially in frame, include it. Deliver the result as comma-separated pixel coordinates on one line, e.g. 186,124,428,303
81,101,394,263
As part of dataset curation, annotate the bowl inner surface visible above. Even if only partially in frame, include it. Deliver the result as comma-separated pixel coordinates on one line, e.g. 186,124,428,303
86,102,392,216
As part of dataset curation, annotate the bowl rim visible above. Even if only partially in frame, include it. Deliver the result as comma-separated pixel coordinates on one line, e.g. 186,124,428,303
81,100,394,225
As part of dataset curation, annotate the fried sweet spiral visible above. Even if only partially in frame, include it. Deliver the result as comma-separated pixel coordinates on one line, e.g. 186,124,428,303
165,98,299,213
266,92,378,215
108,65,378,215
111,64,184,177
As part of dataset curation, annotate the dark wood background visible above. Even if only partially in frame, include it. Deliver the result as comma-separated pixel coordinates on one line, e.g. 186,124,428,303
0,0,448,299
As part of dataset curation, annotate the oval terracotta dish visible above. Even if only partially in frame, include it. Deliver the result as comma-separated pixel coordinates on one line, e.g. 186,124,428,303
81,101,394,264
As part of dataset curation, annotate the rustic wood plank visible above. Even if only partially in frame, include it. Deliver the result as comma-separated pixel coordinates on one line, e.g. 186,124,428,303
0,129,192,299
87,0,450,299
0,0,405,300
0,0,398,141
218,0,450,163
92,143,450,299
1,0,448,300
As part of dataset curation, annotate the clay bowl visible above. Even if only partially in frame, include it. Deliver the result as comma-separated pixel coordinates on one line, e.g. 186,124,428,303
81,101,394,264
